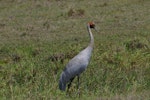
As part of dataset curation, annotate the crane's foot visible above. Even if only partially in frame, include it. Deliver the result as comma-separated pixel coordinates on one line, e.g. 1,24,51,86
66,89,71,97
66,86,75,97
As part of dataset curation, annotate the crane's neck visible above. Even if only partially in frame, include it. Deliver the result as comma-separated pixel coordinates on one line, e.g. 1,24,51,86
87,25,94,48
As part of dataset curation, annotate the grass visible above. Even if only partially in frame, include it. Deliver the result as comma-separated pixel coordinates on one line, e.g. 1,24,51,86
0,0,150,99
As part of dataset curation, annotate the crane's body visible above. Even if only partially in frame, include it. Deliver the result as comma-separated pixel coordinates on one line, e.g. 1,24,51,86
59,22,95,91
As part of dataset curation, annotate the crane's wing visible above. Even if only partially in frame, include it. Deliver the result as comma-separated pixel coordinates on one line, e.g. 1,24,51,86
64,46,93,79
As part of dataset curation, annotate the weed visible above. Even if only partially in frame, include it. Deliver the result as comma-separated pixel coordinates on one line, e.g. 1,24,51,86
125,39,148,51
68,8,85,18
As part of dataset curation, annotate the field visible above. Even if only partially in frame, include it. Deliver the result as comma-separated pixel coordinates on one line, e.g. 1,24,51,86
0,0,150,99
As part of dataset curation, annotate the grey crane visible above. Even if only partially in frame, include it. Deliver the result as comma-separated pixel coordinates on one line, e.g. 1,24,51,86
59,22,95,92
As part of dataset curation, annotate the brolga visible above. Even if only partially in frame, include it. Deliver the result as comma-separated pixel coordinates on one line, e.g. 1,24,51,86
59,22,96,94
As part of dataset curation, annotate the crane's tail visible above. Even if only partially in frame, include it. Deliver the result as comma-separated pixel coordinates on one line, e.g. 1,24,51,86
59,76,66,91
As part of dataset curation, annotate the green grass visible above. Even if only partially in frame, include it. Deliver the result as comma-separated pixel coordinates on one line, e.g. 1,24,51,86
0,0,150,99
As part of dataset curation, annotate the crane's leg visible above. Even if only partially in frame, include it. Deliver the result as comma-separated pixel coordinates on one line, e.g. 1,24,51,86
77,75,80,89
77,75,80,97
67,77,74,93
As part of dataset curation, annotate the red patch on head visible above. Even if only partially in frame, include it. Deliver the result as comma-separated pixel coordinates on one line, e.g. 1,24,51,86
88,22,95,28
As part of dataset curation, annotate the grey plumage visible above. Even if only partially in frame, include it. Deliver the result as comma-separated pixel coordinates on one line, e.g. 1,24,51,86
59,22,95,91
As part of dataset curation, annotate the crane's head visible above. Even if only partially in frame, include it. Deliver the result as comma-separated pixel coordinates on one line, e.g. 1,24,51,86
88,22,95,29
88,21,97,32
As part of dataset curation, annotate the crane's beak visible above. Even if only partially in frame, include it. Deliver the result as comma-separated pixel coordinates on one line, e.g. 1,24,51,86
93,27,98,32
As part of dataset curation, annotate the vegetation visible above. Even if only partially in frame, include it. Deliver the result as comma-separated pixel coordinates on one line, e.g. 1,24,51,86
0,0,150,99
